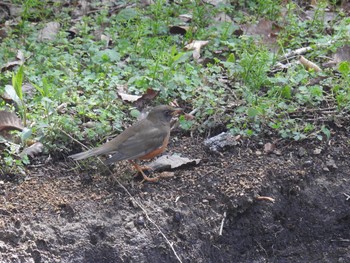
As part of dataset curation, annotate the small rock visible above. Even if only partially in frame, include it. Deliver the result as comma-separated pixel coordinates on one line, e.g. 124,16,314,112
173,212,183,223
313,148,322,155
274,150,282,156
298,147,307,157
323,166,330,172
204,132,239,153
303,160,313,167
136,216,145,226
255,150,262,156
326,157,338,169
31,249,42,263
125,221,134,230
263,142,275,153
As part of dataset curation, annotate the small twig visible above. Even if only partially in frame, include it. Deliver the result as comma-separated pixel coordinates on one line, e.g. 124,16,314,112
256,196,275,203
66,134,183,263
281,46,313,60
60,129,89,150
331,238,350,242
110,169,183,262
280,40,336,61
219,211,226,236
343,193,350,201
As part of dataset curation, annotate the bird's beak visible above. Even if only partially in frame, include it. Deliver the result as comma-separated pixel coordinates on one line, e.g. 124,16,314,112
171,108,183,116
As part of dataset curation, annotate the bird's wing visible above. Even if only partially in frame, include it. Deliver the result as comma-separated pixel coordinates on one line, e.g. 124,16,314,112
105,123,169,164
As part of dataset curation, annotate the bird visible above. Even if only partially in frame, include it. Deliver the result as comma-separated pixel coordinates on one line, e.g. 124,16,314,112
69,105,182,182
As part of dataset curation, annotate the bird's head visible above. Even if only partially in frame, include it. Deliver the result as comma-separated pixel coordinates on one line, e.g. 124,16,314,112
147,105,183,123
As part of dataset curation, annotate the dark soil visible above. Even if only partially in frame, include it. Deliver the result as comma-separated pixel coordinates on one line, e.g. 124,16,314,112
0,131,349,263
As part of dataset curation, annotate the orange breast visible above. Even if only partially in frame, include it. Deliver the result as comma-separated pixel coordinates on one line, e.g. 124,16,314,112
138,133,170,160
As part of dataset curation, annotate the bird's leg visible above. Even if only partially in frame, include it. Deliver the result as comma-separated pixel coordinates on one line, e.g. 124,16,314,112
129,160,159,182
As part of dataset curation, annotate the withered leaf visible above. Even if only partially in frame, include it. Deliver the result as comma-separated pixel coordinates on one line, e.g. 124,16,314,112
0,111,24,132
148,154,201,172
184,40,209,60
38,22,60,41
19,142,44,158
263,142,275,154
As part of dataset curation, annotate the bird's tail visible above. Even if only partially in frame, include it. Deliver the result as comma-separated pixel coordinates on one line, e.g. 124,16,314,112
69,146,106,160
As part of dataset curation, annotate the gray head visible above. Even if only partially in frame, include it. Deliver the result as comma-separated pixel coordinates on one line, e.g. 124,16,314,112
147,105,182,123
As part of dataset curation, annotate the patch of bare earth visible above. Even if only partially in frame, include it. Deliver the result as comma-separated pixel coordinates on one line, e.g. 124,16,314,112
0,131,349,262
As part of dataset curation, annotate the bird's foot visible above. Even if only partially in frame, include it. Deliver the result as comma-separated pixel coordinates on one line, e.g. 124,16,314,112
135,166,159,183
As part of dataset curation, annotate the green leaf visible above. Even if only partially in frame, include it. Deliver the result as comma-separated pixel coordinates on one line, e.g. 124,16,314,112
321,125,331,140
281,86,292,99
20,128,32,143
12,65,24,100
247,107,259,118
338,61,350,74
227,53,235,63
4,85,22,106
130,109,140,118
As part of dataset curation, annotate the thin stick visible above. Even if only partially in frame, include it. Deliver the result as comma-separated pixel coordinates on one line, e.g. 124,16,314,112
343,193,350,201
256,196,275,203
107,166,183,263
60,129,89,150
66,132,183,263
219,211,226,236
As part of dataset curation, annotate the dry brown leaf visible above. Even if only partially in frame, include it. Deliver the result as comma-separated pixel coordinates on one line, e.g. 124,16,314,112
38,22,60,41
299,56,322,72
134,88,159,108
118,92,141,102
0,111,24,132
19,142,44,158
148,154,201,172
184,40,209,60
203,0,229,6
214,12,233,23
117,85,159,109
179,14,192,22
242,18,281,52
118,88,158,103
332,45,350,64
264,142,275,153
1,50,25,72
169,25,191,35
71,0,90,18
310,0,317,6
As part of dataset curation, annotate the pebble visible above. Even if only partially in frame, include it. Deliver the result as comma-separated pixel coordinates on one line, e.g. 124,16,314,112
136,216,145,226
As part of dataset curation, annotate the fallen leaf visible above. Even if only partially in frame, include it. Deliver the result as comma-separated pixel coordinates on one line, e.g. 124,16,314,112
299,55,322,72
203,0,228,6
332,45,350,64
214,12,233,23
118,92,141,102
264,142,275,153
179,14,192,22
117,85,159,107
38,22,60,41
148,154,201,171
169,25,191,35
19,142,44,158
184,40,209,60
0,111,24,132
242,18,281,52
1,50,25,72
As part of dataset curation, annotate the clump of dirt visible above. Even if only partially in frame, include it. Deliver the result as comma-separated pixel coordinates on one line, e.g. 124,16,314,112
0,131,349,262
